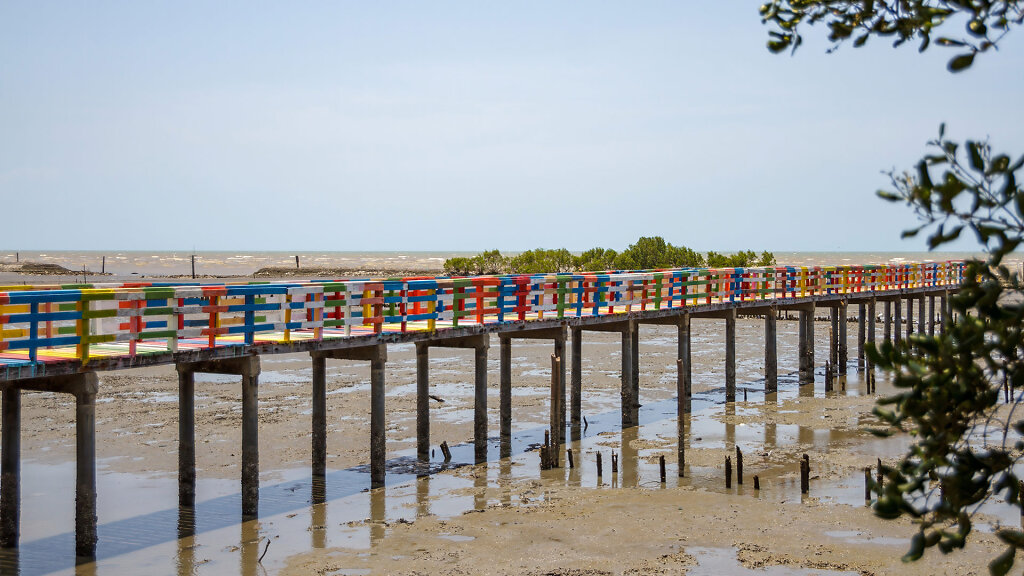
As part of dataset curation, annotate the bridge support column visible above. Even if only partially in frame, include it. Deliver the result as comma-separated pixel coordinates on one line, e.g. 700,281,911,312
857,303,866,371
838,301,848,375
829,307,839,372
474,343,489,463
798,307,814,386
1,388,20,548
499,336,512,459
725,309,736,403
554,336,567,444
4,373,100,557
765,309,777,394
178,368,195,507
177,356,261,518
677,313,691,476
497,326,567,453
571,327,582,429
918,296,926,335
309,345,388,485
311,354,326,478
75,377,98,559
884,301,892,344
928,295,936,336
909,295,917,336
417,335,489,463
621,323,636,428
894,299,903,345
416,343,429,464
940,292,949,334
679,314,692,411
867,299,877,378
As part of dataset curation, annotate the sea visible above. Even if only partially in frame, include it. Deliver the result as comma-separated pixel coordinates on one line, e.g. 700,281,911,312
0,249,1016,280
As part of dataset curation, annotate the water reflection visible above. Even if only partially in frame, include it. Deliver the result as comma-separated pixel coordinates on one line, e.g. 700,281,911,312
369,489,385,547
176,505,196,575
311,476,326,549
239,519,262,576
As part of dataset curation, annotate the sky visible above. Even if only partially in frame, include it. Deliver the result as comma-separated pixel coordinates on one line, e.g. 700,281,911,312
2,2,1022,253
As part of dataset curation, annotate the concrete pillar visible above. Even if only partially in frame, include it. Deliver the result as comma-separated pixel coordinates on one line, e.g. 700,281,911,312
631,323,640,415
918,296,926,335
940,292,949,334
765,310,777,394
370,349,386,488
474,344,488,464
241,361,260,520
76,373,99,559
884,300,892,344
857,303,866,370
894,299,903,345
621,325,636,428
571,327,582,427
928,295,936,336
499,337,512,459
1,388,20,548
178,368,195,507
798,308,814,385
554,337,567,444
311,353,326,478
725,310,736,403
909,295,917,336
867,299,877,376
829,307,839,368
416,343,429,462
549,354,561,450
679,314,692,411
838,301,848,374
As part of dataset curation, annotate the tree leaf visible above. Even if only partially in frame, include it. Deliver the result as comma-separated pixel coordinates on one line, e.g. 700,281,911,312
949,53,976,72
989,545,1015,576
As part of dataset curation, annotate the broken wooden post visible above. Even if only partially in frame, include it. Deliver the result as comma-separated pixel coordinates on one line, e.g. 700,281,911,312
864,467,872,501
611,452,618,475
567,448,575,469
725,456,732,489
440,441,452,462
736,446,743,486
659,455,666,484
838,301,848,374
800,454,810,494
876,458,883,490
597,452,603,477
753,475,760,491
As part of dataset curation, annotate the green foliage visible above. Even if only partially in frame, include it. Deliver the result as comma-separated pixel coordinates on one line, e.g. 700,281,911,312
705,249,778,268
870,130,1024,573
760,1,1023,72
613,236,706,270
762,4,1024,572
509,248,576,274
574,247,618,272
441,250,509,276
441,238,775,275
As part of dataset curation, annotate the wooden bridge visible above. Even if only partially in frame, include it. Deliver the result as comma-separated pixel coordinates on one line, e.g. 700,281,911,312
0,262,963,559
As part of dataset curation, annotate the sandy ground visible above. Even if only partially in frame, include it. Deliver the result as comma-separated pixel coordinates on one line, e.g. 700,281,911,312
9,313,1015,575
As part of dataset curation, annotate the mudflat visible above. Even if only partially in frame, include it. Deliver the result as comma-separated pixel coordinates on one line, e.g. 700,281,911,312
11,315,1010,575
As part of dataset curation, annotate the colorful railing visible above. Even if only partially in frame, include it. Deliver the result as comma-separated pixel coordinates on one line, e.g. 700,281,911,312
0,262,963,370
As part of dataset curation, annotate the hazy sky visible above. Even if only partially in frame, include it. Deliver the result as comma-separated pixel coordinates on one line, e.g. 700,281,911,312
2,3,1022,253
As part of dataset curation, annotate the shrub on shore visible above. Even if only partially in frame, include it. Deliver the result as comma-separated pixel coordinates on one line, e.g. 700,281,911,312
442,236,776,275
